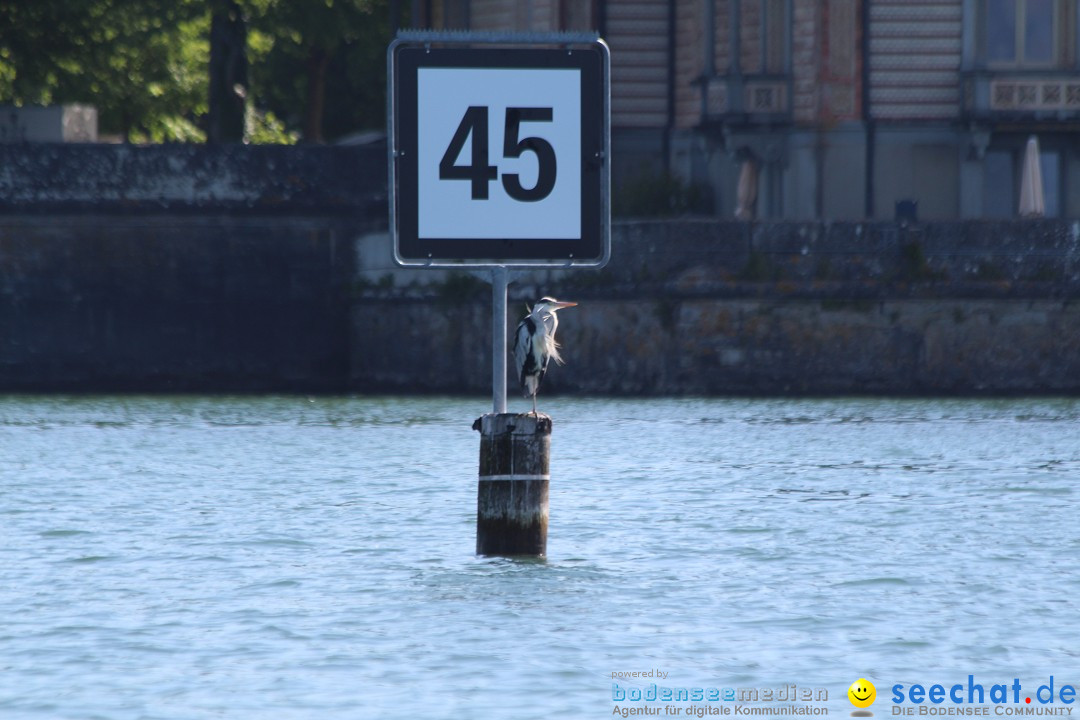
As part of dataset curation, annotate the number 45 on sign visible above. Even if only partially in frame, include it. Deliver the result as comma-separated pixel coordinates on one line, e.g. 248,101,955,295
441,106,557,203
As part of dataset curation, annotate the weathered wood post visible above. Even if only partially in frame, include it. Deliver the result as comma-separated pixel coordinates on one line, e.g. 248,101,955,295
472,412,551,556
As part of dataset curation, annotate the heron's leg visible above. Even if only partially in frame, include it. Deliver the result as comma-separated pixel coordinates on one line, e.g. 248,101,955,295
531,392,537,415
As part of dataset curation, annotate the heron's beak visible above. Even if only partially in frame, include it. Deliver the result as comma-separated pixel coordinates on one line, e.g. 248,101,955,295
554,301,578,309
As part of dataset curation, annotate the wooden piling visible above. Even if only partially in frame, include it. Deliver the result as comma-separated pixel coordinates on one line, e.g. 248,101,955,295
472,412,551,557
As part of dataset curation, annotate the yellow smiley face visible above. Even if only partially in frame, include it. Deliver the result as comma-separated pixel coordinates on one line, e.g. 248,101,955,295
848,678,876,708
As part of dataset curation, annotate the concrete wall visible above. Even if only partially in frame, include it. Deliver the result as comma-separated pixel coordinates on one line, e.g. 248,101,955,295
3,144,1079,395
353,219,1080,395
352,295,1080,396
0,143,383,392
0,143,383,213
0,105,98,143
558,297,1080,395
872,128,961,221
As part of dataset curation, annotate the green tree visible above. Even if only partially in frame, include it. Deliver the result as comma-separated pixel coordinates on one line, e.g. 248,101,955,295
246,0,392,142
0,0,210,141
0,0,394,144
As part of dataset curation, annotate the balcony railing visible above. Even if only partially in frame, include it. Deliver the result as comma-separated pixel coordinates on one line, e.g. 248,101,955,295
701,74,792,124
744,80,788,113
964,71,1080,118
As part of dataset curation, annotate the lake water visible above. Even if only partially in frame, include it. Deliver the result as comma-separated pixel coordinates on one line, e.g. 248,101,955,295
2,395,1079,720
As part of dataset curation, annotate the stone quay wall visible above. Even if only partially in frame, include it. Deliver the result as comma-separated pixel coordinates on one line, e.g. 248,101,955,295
352,220,1080,395
2,143,1078,395
0,143,382,392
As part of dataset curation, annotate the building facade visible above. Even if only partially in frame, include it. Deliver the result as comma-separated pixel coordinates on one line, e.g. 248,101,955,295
410,0,1080,220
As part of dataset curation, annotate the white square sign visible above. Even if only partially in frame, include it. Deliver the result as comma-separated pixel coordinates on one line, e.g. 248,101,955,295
417,68,581,240
389,40,609,265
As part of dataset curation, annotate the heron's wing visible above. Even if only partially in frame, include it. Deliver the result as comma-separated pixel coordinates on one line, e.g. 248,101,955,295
513,318,532,384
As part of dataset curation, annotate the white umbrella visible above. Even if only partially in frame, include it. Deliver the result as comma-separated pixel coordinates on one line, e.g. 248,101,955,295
1019,135,1045,217
734,157,758,220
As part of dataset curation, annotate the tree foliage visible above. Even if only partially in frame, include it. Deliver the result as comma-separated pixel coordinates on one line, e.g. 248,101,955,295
0,0,209,141
0,0,395,143
245,0,393,142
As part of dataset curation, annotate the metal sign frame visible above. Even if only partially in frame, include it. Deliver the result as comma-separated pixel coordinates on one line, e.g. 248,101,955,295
388,31,610,268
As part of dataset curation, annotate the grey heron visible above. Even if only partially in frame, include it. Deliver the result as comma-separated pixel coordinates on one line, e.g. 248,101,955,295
513,297,578,415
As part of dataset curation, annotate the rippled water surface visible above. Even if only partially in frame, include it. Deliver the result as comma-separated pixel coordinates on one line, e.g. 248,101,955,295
2,395,1080,719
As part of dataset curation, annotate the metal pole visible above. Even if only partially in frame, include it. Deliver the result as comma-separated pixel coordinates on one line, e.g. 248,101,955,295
491,266,508,414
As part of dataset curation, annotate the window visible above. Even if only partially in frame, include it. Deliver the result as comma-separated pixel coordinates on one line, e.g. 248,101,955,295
763,0,788,74
741,0,789,74
985,0,1075,67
